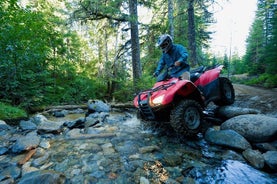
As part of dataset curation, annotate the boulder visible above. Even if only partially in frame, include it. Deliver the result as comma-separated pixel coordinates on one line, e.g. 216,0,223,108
87,100,110,114
30,114,48,125
205,128,251,151
37,121,64,134
242,149,264,169
221,114,277,143
263,151,277,171
63,118,85,129
18,170,66,184
11,131,40,153
20,120,37,131
0,120,12,130
254,143,277,152
0,163,21,181
216,106,260,119
53,111,65,118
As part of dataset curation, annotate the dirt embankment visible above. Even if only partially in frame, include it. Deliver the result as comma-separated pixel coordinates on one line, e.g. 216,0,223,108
233,84,277,116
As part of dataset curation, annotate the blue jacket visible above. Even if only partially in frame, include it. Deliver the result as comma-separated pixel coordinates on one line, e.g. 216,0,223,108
155,44,189,78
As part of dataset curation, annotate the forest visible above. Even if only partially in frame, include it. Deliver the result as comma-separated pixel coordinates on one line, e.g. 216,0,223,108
0,0,276,117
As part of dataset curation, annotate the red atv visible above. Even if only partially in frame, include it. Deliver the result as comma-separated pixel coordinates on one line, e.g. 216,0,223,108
133,65,235,137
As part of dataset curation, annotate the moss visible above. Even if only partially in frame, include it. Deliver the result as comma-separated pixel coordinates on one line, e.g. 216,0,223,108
0,102,28,120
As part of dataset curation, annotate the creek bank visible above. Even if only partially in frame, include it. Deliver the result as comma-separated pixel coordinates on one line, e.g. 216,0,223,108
205,111,277,172
0,100,277,183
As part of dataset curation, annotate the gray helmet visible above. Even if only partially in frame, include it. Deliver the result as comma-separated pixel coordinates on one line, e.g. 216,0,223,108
156,34,173,53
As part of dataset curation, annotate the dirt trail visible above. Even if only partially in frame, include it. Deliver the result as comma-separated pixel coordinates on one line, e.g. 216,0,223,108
233,84,277,116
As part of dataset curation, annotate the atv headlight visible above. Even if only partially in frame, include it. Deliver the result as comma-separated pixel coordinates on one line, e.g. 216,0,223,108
152,94,165,105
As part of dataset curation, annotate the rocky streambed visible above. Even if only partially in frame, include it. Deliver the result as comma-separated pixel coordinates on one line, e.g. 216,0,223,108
0,99,277,183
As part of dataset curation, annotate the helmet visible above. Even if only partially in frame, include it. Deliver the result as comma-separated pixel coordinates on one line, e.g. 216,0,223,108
156,34,173,53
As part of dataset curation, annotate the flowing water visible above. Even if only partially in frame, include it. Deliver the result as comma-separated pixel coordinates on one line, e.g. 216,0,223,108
36,111,277,183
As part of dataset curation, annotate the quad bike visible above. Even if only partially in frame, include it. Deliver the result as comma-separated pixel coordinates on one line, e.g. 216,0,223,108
133,65,235,137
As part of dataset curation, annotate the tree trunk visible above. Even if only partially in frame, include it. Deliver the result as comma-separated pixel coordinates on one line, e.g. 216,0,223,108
168,0,174,38
129,0,142,91
187,0,197,67
176,0,186,40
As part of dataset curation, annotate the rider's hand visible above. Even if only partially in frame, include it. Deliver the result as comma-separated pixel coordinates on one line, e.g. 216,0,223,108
174,61,181,66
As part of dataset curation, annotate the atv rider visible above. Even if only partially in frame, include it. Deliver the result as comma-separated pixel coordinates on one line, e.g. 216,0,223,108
153,34,190,80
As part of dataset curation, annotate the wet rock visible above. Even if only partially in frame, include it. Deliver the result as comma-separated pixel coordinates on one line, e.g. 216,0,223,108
216,106,260,119
0,120,12,130
70,108,85,114
242,149,264,169
11,131,40,153
20,120,37,131
87,112,109,120
0,147,8,155
163,154,182,167
30,114,48,125
165,167,182,180
85,117,101,129
65,128,83,138
33,148,46,158
18,170,66,184
0,163,21,181
87,100,110,114
205,128,251,151
254,143,277,152
37,120,63,134
115,141,139,155
221,150,244,161
164,178,180,184
221,114,277,143
101,143,115,155
263,151,277,171
53,111,66,118
90,170,106,179
39,139,51,149
0,178,14,184
64,118,85,129
139,145,160,154
32,152,50,167
140,176,150,184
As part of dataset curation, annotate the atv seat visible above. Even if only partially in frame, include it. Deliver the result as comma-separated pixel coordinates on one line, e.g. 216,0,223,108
190,66,206,82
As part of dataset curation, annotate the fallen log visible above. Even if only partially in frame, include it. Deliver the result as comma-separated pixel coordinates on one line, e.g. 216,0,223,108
32,102,135,113
29,104,87,113
66,133,116,140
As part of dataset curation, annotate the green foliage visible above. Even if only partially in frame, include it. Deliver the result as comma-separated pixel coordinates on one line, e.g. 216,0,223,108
244,0,276,76
0,0,102,109
0,102,27,120
233,0,277,87
1,0,276,112
244,73,277,88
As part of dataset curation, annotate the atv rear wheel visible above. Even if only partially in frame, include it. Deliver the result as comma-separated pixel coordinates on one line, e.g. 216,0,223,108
170,99,203,137
214,77,235,106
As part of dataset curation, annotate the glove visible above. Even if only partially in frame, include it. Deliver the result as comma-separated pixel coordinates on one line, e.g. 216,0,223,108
174,61,181,66
153,71,159,77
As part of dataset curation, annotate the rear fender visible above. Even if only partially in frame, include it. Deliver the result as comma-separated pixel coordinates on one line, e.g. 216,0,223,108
194,65,223,86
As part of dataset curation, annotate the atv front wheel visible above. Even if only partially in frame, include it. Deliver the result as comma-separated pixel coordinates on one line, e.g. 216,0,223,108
170,99,203,137
214,77,235,106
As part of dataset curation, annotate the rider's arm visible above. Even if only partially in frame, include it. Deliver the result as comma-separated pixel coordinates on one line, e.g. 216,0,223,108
176,45,189,65
155,56,166,74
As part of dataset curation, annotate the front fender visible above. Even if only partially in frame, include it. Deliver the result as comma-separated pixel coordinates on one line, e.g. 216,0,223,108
149,79,203,107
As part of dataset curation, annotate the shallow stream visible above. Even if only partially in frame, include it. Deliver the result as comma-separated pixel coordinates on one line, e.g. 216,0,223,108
43,111,277,183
